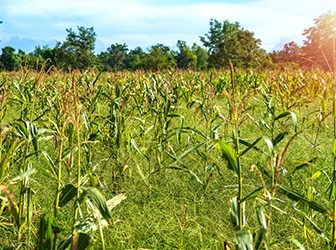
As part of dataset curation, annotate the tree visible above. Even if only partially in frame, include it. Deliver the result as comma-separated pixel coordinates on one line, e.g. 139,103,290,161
54,26,97,71
174,40,197,69
125,46,147,70
145,44,176,70
200,19,268,69
22,46,56,70
98,43,128,71
0,46,22,71
192,43,208,69
302,11,336,71
270,41,302,66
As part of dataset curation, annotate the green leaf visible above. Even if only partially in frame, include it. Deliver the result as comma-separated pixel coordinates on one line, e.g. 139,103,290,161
82,187,111,222
333,139,336,157
57,237,71,250
239,137,262,157
254,228,266,250
311,171,321,179
261,119,272,133
71,233,90,250
275,111,297,133
241,187,264,203
303,215,324,237
0,137,19,179
177,141,205,161
217,140,238,175
130,138,149,162
59,184,77,207
275,111,291,120
239,138,265,154
41,151,58,180
181,127,207,140
30,122,39,153
293,157,317,173
45,215,52,240
255,202,267,230
272,132,288,147
327,178,336,201
35,165,58,182
60,146,78,162
278,185,330,216
289,238,305,249
236,229,253,250
38,214,52,249
231,197,239,227
15,120,29,139
27,188,33,225
9,168,36,184
263,136,273,157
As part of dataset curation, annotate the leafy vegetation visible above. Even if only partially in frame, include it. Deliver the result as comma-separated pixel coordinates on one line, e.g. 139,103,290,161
0,9,335,250
0,11,335,72
270,11,336,71
0,67,335,249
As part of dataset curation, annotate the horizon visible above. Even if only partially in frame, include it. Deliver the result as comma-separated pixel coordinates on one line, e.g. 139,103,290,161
0,0,335,54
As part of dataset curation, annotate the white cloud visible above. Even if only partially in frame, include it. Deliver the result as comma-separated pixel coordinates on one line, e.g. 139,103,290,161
0,0,335,52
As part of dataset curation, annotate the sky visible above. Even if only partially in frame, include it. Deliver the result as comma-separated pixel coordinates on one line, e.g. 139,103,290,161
0,0,335,54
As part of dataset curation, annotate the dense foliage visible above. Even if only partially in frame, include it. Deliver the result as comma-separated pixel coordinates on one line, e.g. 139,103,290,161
270,11,336,71
0,11,335,72
199,19,269,68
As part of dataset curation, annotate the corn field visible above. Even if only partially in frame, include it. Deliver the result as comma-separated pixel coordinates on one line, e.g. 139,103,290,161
0,67,335,249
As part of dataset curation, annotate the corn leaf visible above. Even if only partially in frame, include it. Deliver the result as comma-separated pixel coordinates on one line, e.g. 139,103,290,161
71,233,90,250
236,229,253,250
0,137,19,179
272,132,288,147
130,138,149,162
217,140,238,175
333,139,336,157
37,214,52,249
59,184,77,207
60,146,78,162
9,168,36,184
106,194,127,210
275,111,297,132
263,136,274,157
278,185,330,216
327,178,336,201
27,188,33,225
255,202,267,230
231,197,239,227
293,157,318,173
239,137,262,157
82,187,111,222
177,141,205,161
241,187,264,203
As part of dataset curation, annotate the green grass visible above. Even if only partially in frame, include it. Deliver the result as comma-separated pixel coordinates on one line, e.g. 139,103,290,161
0,68,334,249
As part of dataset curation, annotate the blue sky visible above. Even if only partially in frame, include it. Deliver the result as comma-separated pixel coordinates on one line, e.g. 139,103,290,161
0,0,335,53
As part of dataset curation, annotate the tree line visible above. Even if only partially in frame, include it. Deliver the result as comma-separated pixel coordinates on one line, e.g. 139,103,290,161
0,11,334,72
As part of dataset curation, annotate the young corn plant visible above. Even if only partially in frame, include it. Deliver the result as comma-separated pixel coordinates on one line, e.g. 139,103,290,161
102,79,130,189
217,62,265,249
264,38,336,249
33,73,127,250
249,71,336,249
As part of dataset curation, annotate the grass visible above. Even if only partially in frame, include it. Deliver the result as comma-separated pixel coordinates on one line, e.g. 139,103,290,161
0,68,335,249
